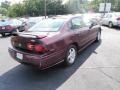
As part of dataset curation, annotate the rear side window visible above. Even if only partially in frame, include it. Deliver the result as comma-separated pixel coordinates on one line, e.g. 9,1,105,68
69,17,84,29
72,18,81,27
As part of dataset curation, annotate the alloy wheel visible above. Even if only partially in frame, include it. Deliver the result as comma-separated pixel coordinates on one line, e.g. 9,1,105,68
64,45,77,66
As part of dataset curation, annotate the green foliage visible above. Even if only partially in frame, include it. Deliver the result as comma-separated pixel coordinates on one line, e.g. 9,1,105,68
2,0,120,17
90,0,104,12
0,1,10,16
4,0,89,17
7,3,25,17
1,1,10,9
46,0,67,15
7,0,69,17
0,8,7,15
90,0,120,12
110,0,120,12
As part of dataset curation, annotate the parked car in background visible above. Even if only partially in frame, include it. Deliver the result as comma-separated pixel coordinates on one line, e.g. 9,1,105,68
83,13,103,24
9,15,101,69
26,17,45,29
101,13,120,28
19,18,28,23
19,18,28,25
0,19,26,37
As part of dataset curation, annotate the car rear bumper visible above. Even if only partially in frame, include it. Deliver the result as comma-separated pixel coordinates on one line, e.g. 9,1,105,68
117,22,120,26
0,29,16,34
8,47,64,69
112,21,120,27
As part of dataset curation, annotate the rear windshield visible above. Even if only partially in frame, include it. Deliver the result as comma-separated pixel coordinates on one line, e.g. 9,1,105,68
28,19,65,32
0,20,10,26
0,19,22,26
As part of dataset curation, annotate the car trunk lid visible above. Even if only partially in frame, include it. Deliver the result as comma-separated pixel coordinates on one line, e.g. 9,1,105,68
11,32,48,54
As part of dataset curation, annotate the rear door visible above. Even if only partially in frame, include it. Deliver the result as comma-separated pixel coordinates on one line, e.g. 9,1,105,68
69,17,90,47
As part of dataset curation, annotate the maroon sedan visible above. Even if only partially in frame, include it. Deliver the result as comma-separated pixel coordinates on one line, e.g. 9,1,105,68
8,15,101,69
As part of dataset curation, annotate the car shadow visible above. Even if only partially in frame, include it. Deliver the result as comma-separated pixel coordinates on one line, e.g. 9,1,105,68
0,41,102,90
102,25,120,31
113,26,120,31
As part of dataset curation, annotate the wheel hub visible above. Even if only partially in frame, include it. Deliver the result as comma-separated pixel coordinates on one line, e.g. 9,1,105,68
67,48,76,64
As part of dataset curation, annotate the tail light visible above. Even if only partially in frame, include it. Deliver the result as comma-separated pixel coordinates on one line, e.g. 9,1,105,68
27,43,33,51
27,43,46,53
34,44,43,52
116,17,120,21
5,25,13,30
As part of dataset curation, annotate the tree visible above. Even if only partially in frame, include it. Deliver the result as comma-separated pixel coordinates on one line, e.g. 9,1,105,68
47,0,67,15
0,1,10,16
7,3,25,17
0,8,7,15
1,1,10,9
90,0,120,12
6,0,88,17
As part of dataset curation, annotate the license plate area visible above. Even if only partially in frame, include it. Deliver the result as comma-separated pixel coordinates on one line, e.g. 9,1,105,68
16,53,23,60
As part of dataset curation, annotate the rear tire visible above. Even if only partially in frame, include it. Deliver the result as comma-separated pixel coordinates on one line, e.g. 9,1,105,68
64,45,77,66
109,22,113,28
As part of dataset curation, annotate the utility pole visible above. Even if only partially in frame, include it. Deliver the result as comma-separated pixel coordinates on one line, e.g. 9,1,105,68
104,0,107,15
44,0,47,19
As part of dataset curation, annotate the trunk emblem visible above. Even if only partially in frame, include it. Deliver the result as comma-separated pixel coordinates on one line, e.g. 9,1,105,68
18,43,22,47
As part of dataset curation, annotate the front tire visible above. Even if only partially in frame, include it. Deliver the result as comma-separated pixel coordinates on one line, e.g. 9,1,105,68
16,28,19,32
64,45,77,66
1,33,5,37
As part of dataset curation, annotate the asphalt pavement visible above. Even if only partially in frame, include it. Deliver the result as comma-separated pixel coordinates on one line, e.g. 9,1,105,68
0,26,120,90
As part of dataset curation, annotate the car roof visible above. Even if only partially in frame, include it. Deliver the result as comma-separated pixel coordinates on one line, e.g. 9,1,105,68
50,14,82,21
28,17,45,23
